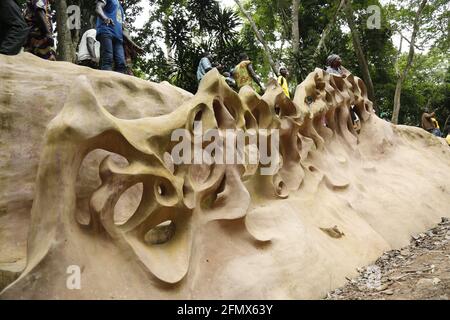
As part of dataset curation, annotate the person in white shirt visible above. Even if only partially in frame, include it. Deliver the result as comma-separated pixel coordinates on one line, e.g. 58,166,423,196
77,28,100,68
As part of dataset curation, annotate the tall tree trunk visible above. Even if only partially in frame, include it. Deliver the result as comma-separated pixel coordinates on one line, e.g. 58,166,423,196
163,17,174,61
394,36,403,76
55,0,76,62
234,0,278,75
391,0,428,124
72,29,80,56
315,0,345,56
79,0,97,36
165,35,175,61
443,115,450,133
291,0,300,82
343,0,377,113
292,0,300,56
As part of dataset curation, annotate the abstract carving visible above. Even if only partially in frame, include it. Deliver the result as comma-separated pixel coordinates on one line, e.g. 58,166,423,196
11,67,372,285
2,54,449,299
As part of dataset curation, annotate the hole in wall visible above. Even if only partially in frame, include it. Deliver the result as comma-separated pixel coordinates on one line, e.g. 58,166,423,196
114,182,143,226
144,220,176,245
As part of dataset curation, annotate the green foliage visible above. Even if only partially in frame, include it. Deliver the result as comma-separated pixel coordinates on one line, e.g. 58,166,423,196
396,49,449,126
384,0,449,125
134,0,246,92
30,0,446,127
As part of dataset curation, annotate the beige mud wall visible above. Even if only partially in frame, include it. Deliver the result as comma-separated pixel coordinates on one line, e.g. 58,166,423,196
0,53,449,299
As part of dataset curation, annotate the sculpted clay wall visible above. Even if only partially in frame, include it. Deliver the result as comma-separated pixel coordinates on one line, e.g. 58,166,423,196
1,53,449,299
0,53,192,288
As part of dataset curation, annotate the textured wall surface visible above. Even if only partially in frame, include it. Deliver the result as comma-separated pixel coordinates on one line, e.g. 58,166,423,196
1,53,449,299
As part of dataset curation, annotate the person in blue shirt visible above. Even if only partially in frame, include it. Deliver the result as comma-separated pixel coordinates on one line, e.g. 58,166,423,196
197,52,223,82
95,0,126,73
197,52,214,82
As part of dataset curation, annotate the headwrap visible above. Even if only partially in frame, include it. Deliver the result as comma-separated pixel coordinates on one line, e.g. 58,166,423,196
326,54,340,67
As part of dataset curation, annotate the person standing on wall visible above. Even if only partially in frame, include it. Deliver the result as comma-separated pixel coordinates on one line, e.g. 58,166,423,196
325,54,350,77
95,0,127,73
77,28,100,68
233,53,264,94
197,52,214,82
278,67,290,98
197,52,223,82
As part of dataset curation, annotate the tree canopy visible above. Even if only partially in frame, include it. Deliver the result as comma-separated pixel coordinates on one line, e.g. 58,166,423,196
16,0,449,130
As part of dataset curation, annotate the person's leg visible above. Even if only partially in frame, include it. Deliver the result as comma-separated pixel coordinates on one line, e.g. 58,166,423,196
98,34,114,71
435,129,443,137
350,107,357,124
432,128,442,137
112,38,127,74
78,59,98,69
0,0,30,55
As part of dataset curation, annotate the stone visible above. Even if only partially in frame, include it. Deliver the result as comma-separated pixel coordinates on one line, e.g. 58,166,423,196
1,53,450,299
382,289,394,295
432,278,441,285
400,249,409,255
416,278,438,290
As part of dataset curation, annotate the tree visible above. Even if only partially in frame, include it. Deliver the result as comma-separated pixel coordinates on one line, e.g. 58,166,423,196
131,0,447,124
134,0,246,92
343,0,377,112
234,0,278,75
314,0,345,56
51,0,141,62
391,0,428,124
54,0,76,62
290,0,300,81
292,0,300,56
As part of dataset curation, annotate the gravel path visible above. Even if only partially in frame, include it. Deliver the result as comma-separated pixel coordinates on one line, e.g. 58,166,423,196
326,217,450,300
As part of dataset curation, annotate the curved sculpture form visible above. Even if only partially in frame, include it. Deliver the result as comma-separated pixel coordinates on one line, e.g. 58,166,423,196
5,67,373,285
1,54,449,299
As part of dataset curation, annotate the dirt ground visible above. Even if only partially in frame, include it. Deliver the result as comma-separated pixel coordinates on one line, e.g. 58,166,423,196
326,217,450,300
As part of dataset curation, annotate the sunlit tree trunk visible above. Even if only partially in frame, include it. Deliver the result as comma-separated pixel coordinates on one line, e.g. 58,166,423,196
290,0,300,81
315,0,345,56
55,0,76,62
292,0,300,56
344,0,377,113
392,0,428,124
234,0,278,75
